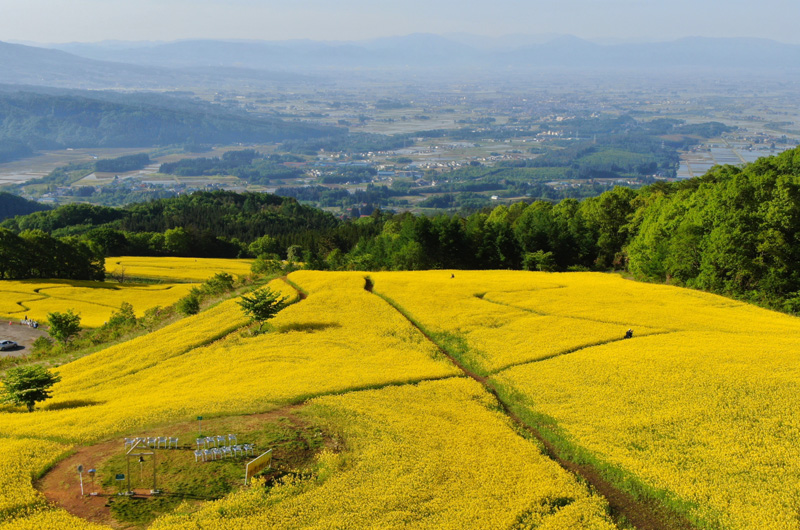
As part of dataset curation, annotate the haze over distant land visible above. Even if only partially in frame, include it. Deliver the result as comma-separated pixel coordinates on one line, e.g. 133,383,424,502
2,34,799,90
2,0,799,44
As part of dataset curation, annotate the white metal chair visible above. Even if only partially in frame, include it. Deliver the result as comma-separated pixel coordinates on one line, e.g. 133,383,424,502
169,437,179,449
216,435,227,447
194,449,204,462
228,434,237,445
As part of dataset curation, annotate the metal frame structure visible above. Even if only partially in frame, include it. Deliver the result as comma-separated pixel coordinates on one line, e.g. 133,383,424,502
125,438,159,494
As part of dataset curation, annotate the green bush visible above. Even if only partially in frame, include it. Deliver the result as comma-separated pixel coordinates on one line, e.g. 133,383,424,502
177,293,201,316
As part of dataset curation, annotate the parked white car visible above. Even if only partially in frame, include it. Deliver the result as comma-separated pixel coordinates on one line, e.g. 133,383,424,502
0,340,18,351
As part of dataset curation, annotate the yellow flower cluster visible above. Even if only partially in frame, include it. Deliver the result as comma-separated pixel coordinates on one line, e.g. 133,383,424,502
105,256,254,282
0,273,455,442
364,270,800,529
150,378,617,530
0,509,105,530
4,267,796,529
369,271,666,373
0,273,470,528
482,272,800,334
0,437,70,522
495,330,800,530
0,279,195,327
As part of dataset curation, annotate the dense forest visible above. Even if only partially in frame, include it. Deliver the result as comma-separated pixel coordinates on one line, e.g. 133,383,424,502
1,146,798,312
158,150,303,185
0,191,374,260
0,228,103,280
95,153,151,173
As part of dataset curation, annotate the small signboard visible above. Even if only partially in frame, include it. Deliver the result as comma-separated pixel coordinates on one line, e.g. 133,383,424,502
244,449,273,485
115,473,125,481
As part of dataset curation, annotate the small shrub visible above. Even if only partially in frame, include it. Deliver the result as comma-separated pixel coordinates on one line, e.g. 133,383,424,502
177,293,201,316
31,336,54,354
202,272,235,295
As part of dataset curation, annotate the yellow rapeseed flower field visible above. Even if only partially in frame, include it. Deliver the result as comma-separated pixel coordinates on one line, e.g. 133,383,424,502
0,280,195,327
369,270,667,373
1,274,472,528
105,257,254,282
150,378,617,530
495,331,800,530
365,270,800,530
3,267,799,529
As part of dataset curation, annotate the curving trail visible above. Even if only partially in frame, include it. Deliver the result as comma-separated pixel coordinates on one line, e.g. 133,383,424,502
365,276,696,530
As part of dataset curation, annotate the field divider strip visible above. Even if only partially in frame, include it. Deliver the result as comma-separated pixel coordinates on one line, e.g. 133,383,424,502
477,293,685,332
487,330,678,376
366,276,699,530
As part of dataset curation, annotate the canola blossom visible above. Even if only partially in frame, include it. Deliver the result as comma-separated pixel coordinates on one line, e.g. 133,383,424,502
0,279,195,327
3,268,798,529
0,509,105,530
369,270,666,373
494,331,800,530
366,270,800,529
482,272,800,334
105,256,254,282
0,438,71,522
0,274,467,528
150,378,617,530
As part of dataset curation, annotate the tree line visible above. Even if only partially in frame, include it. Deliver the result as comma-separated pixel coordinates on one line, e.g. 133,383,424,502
0,228,104,280
1,147,798,312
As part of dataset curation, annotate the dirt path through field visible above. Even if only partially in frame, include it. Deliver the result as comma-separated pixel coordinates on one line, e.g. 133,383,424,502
365,275,697,530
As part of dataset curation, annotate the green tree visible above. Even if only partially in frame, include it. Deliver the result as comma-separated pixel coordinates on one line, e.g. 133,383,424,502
47,310,81,344
2,365,61,412
107,302,137,328
248,234,280,257
237,287,288,333
164,227,192,256
523,250,557,272
286,245,303,262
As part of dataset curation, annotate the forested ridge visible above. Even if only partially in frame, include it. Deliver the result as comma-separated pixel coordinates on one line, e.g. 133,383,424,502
2,146,798,312
0,89,341,163
0,191,50,220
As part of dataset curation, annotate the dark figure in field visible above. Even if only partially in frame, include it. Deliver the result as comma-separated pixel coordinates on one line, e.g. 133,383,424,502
450,273,455,279
624,329,633,339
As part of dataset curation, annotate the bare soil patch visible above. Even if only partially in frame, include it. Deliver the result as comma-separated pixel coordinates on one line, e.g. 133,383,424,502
35,405,328,529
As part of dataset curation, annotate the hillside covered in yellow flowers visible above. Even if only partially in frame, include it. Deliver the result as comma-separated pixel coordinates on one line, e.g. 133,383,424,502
2,268,800,530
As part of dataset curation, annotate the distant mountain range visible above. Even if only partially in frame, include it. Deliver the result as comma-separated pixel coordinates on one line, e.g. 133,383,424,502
2,34,799,89
0,40,314,89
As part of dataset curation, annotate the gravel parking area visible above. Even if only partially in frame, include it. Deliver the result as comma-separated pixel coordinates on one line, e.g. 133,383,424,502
0,321,48,357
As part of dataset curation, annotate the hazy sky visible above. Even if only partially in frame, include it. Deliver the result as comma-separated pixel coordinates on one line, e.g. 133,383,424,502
3,0,799,44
